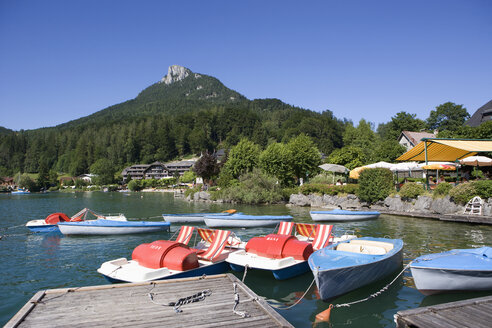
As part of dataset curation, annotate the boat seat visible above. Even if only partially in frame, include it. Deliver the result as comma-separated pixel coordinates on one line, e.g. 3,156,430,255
336,243,387,255
349,240,394,252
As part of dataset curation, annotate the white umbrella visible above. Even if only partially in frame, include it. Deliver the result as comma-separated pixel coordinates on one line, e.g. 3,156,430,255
459,156,492,167
319,163,349,173
390,162,423,172
364,161,395,169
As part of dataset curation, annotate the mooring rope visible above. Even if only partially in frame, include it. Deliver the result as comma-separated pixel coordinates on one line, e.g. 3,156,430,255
1,224,26,230
333,261,412,308
241,264,249,283
147,283,212,313
232,282,250,318
276,276,317,311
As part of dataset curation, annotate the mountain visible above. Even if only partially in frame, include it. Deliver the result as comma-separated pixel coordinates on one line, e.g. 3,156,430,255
58,65,248,129
0,65,346,176
0,126,14,135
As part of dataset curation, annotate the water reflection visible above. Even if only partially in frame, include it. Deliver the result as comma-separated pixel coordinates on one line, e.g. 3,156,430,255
2,193,492,328
40,233,62,257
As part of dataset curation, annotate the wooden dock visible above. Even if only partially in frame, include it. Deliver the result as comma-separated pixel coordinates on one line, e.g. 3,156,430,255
394,295,492,328
6,274,293,328
380,210,492,225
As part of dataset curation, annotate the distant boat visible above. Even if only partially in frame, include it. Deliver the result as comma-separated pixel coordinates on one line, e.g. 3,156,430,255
162,209,236,223
98,227,238,283
58,219,170,235
204,213,293,228
308,237,403,301
11,188,30,194
25,208,97,233
410,247,492,295
310,209,380,222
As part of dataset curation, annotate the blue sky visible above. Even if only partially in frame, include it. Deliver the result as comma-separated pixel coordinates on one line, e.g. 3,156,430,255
1,0,491,130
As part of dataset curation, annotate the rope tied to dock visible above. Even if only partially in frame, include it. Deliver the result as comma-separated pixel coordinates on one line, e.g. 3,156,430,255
147,284,212,313
232,282,250,318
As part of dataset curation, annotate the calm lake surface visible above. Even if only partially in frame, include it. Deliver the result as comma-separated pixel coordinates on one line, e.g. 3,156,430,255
1,192,492,327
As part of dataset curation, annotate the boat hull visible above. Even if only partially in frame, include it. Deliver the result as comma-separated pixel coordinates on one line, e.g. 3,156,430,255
162,212,231,223
309,237,403,301
229,261,310,280
410,267,492,295
310,210,380,222
58,220,170,235
98,259,230,283
26,220,59,233
410,247,492,295
204,215,293,228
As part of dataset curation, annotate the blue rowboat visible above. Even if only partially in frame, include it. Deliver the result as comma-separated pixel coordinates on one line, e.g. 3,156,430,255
58,219,170,235
308,237,403,301
204,214,293,228
310,209,380,222
410,247,492,295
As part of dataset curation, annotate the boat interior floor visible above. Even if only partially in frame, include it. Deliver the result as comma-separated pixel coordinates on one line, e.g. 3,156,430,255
336,240,394,255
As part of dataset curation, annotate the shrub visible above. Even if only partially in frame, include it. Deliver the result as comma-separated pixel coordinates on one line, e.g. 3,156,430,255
433,182,453,198
356,168,393,204
299,184,334,195
449,182,477,205
184,185,201,198
127,179,143,192
217,169,284,204
472,180,492,200
339,184,358,195
399,182,425,200
281,187,300,200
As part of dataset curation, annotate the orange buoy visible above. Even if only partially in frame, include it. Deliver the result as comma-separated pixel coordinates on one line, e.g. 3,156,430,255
315,304,333,322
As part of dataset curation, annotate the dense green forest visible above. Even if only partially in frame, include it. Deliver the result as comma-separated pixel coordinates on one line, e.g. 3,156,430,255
0,66,489,178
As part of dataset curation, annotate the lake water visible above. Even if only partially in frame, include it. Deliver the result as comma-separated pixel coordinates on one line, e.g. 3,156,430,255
1,192,491,327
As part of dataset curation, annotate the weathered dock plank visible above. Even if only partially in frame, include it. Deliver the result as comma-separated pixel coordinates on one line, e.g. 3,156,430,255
6,274,293,328
395,295,492,328
380,210,492,225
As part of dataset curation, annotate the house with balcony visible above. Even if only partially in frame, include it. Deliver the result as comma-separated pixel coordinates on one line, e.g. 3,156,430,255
122,160,195,182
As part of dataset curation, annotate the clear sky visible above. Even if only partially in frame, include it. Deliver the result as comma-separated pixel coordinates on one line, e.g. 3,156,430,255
1,0,491,131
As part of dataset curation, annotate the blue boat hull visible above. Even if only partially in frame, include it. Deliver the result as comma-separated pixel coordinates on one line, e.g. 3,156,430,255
309,237,403,301
58,220,171,235
27,225,59,233
103,261,230,283
229,261,310,280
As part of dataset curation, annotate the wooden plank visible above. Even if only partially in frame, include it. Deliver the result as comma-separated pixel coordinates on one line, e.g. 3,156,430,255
9,274,292,328
396,296,492,328
455,306,492,328
4,291,46,328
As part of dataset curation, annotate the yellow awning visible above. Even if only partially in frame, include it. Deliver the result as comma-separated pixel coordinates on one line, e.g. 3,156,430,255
397,139,492,162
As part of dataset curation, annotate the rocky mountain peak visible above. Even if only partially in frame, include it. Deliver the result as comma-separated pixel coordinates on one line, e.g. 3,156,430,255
160,65,193,85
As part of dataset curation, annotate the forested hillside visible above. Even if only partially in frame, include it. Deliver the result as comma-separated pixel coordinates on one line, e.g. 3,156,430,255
0,66,346,176
0,65,487,178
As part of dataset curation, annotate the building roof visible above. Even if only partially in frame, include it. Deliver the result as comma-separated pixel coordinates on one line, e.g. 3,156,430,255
399,131,436,147
466,99,492,127
165,160,195,167
397,138,492,162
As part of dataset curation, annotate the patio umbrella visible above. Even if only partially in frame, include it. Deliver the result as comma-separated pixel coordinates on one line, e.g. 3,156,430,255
459,155,492,167
349,166,366,179
319,164,349,173
421,163,456,170
364,161,395,169
390,162,423,172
